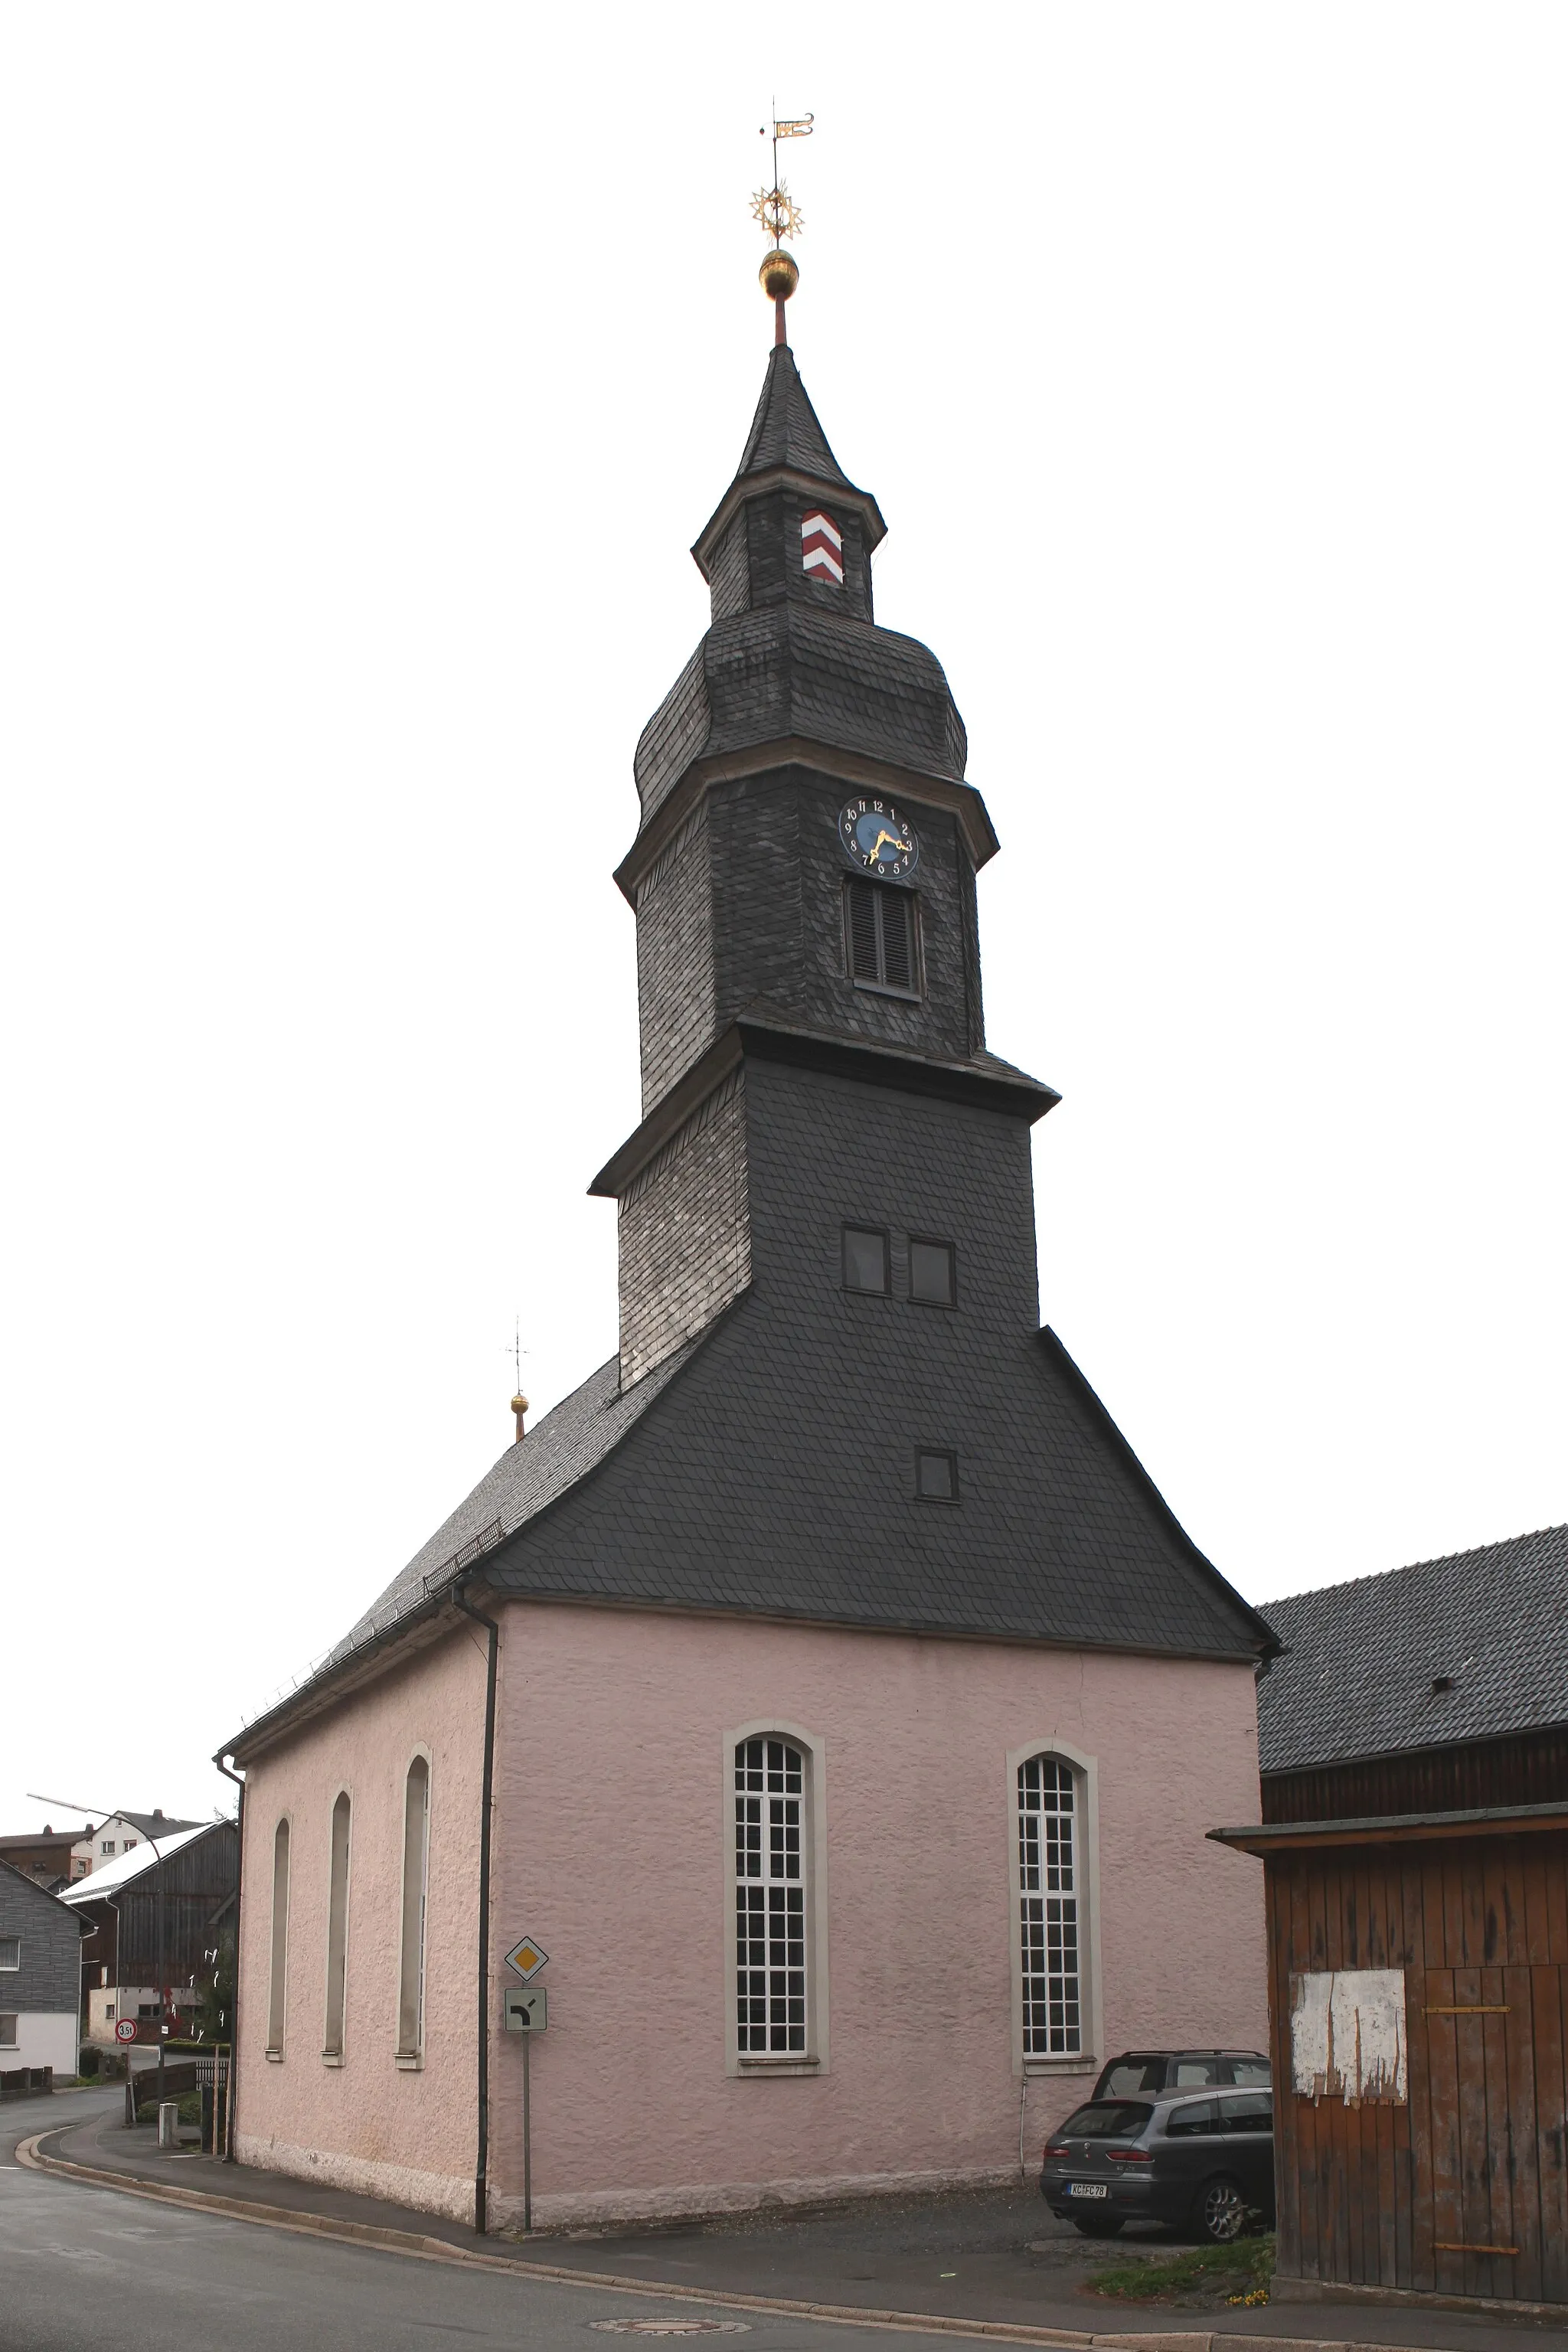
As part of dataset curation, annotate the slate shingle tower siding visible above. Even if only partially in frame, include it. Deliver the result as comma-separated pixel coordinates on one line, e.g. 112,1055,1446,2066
260,333,1274,1717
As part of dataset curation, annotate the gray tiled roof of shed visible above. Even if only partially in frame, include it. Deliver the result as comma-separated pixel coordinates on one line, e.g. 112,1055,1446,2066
1257,1523,1568,1773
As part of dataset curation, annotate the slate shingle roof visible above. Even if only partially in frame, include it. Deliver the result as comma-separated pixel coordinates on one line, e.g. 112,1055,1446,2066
470,1306,1268,1658
736,343,858,491
1256,1523,1568,1774
633,605,969,828
328,1342,701,1663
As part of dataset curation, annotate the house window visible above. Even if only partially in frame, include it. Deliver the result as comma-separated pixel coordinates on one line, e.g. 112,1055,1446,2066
0,2016,17,2048
841,1225,890,1295
0,1938,18,1971
101,1841,116,1856
845,879,918,995
915,1447,959,1501
323,1792,351,2060
124,1838,137,1851
397,1756,430,2063
909,1238,956,1307
266,1818,291,2058
734,1739,807,2054
1018,1756,1081,2056
105,2004,116,2022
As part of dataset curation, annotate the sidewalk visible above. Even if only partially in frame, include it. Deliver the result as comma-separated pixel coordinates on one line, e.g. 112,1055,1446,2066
23,2106,1560,2352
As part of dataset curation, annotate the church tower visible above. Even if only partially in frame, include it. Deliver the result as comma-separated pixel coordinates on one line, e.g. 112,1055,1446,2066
597,310,1055,1394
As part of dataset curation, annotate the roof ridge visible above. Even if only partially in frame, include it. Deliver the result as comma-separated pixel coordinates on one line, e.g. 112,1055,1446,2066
1261,1520,1568,1612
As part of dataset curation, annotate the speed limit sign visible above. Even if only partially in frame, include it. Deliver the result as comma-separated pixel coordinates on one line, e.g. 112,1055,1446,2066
114,2017,136,2044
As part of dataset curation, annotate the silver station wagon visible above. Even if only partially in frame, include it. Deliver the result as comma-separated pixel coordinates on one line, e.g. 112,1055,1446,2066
1040,2086,1274,2244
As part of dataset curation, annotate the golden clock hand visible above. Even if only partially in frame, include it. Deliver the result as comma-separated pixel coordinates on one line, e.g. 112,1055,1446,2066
867,828,906,860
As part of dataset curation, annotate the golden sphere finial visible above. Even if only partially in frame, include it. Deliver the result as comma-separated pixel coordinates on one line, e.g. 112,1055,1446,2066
760,248,799,302
510,1393,529,1416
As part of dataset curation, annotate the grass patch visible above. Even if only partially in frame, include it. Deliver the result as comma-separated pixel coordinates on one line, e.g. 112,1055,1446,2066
1086,2232,1274,2308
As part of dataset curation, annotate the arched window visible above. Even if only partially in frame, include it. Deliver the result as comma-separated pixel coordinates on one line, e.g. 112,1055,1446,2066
266,1818,291,2059
1018,1756,1081,2056
322,1792,351,2060
734,1737,807,2054
397,1756,430,2064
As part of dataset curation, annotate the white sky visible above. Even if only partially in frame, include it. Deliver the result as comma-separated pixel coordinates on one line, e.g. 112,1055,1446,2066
3,5,1563,1837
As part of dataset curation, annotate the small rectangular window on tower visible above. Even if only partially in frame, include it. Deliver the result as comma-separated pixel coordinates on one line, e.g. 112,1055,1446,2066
844,880,920,998
842,1225,890,1295
909,1238,956,1307
915,1447,959,1502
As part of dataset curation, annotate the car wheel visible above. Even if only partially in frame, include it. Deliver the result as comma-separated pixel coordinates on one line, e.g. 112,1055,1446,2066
1071,2213,1125,2237
1194,2174,1249,2244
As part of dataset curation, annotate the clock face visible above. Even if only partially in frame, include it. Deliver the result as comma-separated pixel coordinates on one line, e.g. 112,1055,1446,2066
839,798,920,879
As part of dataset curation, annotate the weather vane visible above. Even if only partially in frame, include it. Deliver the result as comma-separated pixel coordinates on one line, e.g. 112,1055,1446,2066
753,106,812,344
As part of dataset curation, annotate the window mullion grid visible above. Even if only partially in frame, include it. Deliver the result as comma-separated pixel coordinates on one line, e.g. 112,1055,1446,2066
1018,1758,1081,2057
735,1737,807,2057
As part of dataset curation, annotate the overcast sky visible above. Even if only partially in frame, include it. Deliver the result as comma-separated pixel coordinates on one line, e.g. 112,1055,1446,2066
3,5,1563,1838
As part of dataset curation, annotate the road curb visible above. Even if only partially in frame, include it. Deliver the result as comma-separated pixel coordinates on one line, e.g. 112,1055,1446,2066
12,2132,1429,2352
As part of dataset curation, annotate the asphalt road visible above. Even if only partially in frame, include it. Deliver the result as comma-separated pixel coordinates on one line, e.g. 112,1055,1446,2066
0,2092,1040,2352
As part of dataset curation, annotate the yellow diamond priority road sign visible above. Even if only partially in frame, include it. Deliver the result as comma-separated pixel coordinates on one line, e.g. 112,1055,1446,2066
504,1934,549,1981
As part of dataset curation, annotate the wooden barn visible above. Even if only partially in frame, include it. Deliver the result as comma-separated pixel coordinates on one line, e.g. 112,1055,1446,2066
1214,1524,1568,2315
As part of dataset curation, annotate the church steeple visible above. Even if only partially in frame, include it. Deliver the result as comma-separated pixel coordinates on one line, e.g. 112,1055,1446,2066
689,343,885,626
596,266,1055,1389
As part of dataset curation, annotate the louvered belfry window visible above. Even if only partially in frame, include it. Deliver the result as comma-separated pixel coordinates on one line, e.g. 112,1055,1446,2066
846,879,916,994
735,1738,807,2053
1018,1756,1082,2054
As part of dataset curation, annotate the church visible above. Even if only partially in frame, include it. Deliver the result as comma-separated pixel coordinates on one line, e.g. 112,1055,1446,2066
223,247,1275,2233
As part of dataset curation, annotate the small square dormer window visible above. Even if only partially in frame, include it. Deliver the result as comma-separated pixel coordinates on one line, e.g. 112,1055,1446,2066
915,1448,959,1502
845,880,919,997
801,509,843,586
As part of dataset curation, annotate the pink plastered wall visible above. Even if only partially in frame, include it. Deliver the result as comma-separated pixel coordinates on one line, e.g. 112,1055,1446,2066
484,1602,1267,2230
234,1625,485,2221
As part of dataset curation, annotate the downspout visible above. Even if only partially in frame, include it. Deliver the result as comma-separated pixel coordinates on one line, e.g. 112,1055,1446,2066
452,1578,499,2236
214,1755,245,2161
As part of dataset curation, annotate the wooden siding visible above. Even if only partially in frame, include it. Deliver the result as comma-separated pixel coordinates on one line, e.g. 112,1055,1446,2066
1267,1830,1568,2305
1263,1726,1568,1824
73,1826,238,1991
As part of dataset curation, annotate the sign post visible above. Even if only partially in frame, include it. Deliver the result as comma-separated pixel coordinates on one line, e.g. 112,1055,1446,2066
503,1936,549,2233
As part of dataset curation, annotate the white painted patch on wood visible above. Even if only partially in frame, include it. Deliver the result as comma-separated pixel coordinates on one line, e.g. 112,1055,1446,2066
1289,1967,1407,2105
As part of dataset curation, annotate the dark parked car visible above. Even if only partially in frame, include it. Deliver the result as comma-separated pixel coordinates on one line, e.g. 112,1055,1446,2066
1040,2086,1275,2243
1092,2049,1270,2099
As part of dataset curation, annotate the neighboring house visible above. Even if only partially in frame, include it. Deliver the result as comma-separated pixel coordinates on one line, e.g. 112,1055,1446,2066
223,292,1278,2235
1214,1523,1568,2313
72,1809,202,1880
0,1859,86,2079
0,1826,94,1890
63,1821,238,2046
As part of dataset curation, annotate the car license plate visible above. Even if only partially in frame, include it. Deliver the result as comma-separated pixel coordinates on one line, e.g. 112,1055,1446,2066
1067,2182,1109,2200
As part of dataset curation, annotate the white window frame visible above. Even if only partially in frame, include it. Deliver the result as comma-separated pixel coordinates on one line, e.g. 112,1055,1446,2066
1006,1737,1102,2079
322,1786,353,2065
395,1749,432,2071
723,1720,829,2078
0,1938,18,1972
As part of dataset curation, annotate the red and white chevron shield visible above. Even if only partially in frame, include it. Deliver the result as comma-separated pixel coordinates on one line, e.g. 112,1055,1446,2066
801,509,844,586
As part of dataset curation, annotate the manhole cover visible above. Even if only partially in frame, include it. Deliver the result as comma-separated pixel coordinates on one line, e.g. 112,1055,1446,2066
588,2324,750,2337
